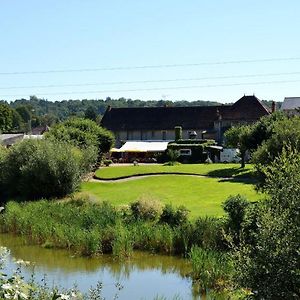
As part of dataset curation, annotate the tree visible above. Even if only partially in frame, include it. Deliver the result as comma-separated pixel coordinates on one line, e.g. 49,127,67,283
11,109,24,131
84,106,98,121
1,139,96,200
224,125,252,168
45,117,114,160
234,148,300,299
252,117,300,184
15,105,32,123
0,104,13,132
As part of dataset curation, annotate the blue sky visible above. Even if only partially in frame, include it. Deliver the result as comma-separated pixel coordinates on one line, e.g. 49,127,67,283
1,1,300,103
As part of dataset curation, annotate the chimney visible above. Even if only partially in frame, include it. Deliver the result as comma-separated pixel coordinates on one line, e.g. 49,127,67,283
107,105,112,112
271,101,276,113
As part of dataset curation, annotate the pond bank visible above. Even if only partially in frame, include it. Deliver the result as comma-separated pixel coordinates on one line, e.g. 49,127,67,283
0,233,196,299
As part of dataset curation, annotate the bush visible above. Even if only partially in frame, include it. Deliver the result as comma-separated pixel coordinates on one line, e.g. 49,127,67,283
165,149,180,162
1,139,96,199
103,159,112,166
192,217,225,250
130,196,163,221
222,195,250,235
45,117,114,160
160,204,189,227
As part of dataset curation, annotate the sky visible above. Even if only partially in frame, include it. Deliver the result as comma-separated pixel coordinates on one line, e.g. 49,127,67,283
1,0,300,103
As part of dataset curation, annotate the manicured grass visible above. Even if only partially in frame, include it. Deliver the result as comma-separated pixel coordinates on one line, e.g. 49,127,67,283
95,163,254,179
81,175,261,218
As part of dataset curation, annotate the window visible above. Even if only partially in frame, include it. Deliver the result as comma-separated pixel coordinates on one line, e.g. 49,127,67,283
127,131,133,140
141,131,148,140
179,149,192,156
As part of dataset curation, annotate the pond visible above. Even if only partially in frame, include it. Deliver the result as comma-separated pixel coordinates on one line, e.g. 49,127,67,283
0,234,204,300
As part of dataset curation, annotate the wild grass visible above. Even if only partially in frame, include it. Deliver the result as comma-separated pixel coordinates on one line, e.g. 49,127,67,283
0,198,228,258
189,246,233,293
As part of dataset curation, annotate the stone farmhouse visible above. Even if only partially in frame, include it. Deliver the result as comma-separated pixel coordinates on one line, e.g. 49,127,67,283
101,95,270,147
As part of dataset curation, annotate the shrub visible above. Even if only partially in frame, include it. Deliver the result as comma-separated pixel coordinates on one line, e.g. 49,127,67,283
103,159,112,166
130,196,163,221
1,139,96,199
160,204,189,227
222,195,250,236
165,149,180,163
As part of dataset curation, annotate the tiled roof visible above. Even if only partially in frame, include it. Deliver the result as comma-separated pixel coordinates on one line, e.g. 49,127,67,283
101,95,270,131
281,97,300,110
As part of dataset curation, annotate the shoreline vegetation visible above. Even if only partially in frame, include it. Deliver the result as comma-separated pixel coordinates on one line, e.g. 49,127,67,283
0,193,256,298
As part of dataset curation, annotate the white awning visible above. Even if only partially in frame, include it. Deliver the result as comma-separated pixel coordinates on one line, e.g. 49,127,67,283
111,141,169,153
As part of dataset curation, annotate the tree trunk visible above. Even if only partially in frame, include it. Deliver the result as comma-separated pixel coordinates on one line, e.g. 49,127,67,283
241,152,245,168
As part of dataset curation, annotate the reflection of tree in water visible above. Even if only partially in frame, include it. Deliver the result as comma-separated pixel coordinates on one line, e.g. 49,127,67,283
0,234,191,279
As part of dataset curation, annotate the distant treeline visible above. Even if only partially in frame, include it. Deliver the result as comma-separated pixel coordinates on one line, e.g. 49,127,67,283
2,95,281,126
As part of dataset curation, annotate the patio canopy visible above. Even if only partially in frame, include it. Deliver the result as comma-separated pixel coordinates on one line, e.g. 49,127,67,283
111,141,169,153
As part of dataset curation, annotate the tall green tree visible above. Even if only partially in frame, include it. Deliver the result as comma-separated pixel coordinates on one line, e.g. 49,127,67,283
253,116,300,183
15,105,32,123
45,117,114,160
1,139,96,200
84,106,98,121
0,104,13,132
234,148,300,299
224,125,252,168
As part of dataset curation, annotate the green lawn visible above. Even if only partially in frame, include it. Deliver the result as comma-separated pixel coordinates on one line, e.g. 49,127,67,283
95,163,254,179
81,175,262,219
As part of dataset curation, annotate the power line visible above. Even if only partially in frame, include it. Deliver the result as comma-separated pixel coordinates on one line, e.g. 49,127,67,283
1,57,300,75
1,78,300,98
1,71,300,90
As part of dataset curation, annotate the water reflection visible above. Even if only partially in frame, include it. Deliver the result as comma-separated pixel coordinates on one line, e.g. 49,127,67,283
0,234,202,300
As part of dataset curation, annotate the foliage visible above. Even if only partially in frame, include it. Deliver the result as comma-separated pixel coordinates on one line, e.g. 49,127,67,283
189,246,233,293
130,196,163,221
247,111,287,150
11,109,24,131
102,159,112,166
46,117,114,159
0,103,13,132
224,125,252,168
192,217,225,250
1,139,96,200
165,149,180,163
160,204,189,227
234,148,300,299
0,146,8,195
222,195,250,238
15,105,32,123
84,106,98,121
7,97,223,122
253,116,300,179
0,198,231,257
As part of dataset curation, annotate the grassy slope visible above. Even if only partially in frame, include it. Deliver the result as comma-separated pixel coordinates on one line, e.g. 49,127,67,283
81,175,261,218
95,163,254,179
